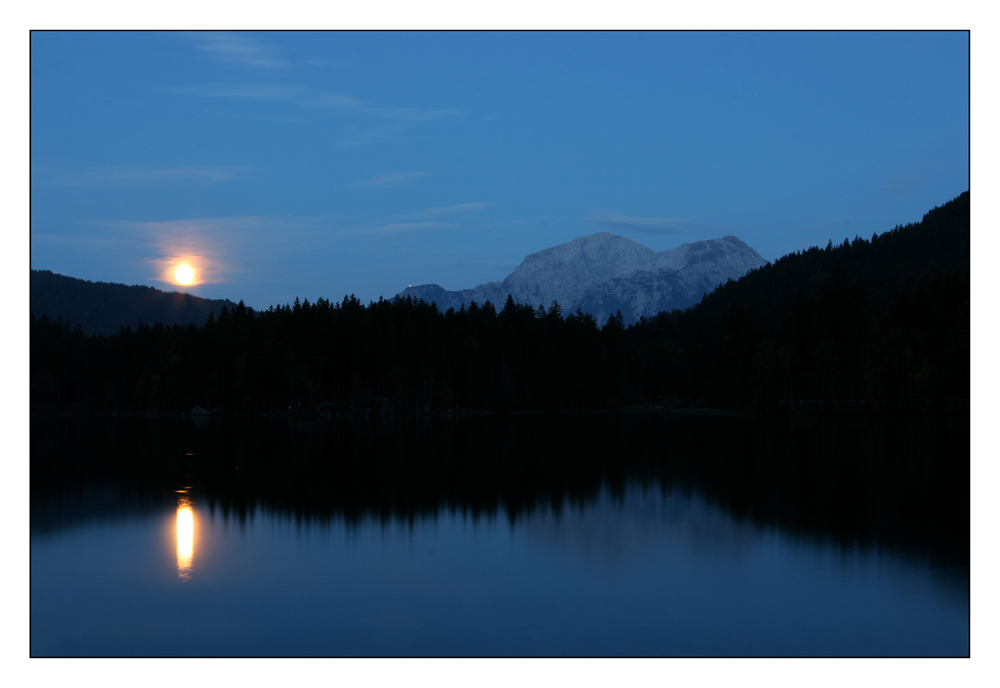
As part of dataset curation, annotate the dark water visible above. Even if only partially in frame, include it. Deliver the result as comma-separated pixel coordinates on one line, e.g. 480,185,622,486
30,412,969,656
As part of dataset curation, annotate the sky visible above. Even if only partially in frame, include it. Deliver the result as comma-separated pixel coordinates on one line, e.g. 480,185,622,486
30,31,969,310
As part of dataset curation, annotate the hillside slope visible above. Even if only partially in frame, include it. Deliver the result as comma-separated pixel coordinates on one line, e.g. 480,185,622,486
627,191,970,405
31,270,238,336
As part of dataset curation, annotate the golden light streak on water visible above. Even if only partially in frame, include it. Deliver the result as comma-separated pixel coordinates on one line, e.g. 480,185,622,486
176,497,195,581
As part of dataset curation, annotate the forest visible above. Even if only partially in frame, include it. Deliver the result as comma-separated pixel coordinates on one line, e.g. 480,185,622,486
30,269,238,337
30,192,969,416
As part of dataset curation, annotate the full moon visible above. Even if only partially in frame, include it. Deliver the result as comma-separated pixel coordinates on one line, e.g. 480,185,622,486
174,264,196,285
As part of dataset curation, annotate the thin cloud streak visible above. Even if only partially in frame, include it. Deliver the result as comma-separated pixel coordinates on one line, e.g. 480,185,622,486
108,216,327,244
33,165,249,188
95,215,332,285
166,84,305,100
170,82,461,124
374,107,461,123
351,172,429,188
403,203,490,220
177,34,459,126
585,211,732,236
305,93,461,122
186,32,289,69
369,222,457,234
341,204,490,236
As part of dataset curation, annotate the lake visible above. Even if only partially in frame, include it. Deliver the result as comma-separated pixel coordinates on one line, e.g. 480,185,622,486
30,412,969,656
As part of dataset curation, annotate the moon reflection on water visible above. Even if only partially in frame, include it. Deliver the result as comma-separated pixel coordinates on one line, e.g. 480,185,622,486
176,496,194,581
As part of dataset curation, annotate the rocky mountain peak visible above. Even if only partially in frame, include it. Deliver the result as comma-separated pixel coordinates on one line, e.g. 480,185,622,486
397,232,768,324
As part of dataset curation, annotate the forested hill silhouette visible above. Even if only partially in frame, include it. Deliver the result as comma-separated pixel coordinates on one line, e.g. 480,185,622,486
30,270,238,336
30,192,969,414
629,190,969,406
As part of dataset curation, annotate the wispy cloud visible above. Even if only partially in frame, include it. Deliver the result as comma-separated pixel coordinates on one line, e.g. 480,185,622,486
167,84,305,100
403,203,490,220
33,165,249,188
108,216,328,247
369,221,457,234
351,171,429,188
179,32,459,118
170,83,461,124
585,211,731,236
305,92,461,122
186,32,289,69
169,82,460,146
172,36,459,149
90,215,330,285
373,107,461,123
341,203,490,236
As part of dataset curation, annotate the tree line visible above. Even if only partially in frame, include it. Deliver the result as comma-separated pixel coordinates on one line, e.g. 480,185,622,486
30,193,969,415
30,269,238,337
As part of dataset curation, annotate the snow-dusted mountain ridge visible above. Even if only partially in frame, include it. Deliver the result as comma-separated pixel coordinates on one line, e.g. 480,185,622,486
398,232,767,325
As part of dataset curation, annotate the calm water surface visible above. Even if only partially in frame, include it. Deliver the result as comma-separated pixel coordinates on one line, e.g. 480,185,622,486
31,413,969,656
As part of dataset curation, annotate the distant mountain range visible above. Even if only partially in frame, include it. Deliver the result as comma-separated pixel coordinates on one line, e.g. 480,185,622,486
398,233,768,325
30,270,238,336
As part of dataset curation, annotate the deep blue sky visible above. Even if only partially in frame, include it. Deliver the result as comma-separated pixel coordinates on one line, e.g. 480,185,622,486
31,31,969,309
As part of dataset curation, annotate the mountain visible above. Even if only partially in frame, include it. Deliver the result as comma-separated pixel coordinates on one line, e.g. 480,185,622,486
30,192,969,415
398,233,768,324
30,270,239,336
632,191,970,406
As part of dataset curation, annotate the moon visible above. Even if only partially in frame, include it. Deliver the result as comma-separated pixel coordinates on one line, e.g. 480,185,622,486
174,264,196,285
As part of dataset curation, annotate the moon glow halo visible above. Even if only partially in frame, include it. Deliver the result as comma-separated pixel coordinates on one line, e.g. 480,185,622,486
155,248,212,289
